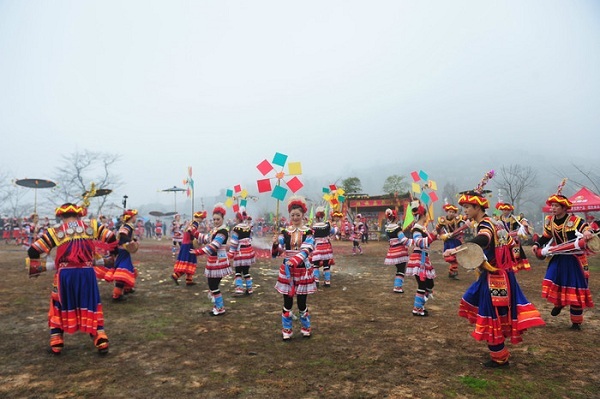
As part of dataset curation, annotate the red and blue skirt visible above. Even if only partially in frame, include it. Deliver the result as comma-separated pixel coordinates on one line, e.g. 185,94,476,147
49,266,105,334
542,254,593,308
459,269,545,345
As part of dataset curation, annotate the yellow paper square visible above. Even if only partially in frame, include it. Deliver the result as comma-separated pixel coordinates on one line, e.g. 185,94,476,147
287,162,302,176
428,180,437,190
240,189,248,199
225,198,234,208
412,182,421,194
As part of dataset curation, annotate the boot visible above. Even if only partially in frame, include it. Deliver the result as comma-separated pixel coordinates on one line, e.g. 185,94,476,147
323,269,331,287
282,308,293,340
300,308,311,337
393,276,404,293
245,276,253,294
412,291,427,316
93,330,109,355
313,268,320,287
211,294,226,316
234,274,244,295
49,329,64,355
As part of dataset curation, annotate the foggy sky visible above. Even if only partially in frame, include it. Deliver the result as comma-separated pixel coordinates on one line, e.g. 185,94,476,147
1,1,599,216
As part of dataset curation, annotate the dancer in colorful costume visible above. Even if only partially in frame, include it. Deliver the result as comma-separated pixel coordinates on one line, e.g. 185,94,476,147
435,203,466,279
228,207,256,295
310,206,335,287
351,214,364,255
496,201,531,272
531,179,594,330
446,171,545,368
171,214,183,258
171,210,207,286
384,208,411,293
272,196,316,340
405,201,437,316
26,203,117,355
155,219,163,240
191,204,232,316
107,209,139,301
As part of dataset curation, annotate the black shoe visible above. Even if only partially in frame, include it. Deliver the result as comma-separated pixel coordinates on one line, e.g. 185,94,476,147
483,360,509,368
570,323,581,331
551,306,563,316
171,274,180,286
112,295,127,302
185,281,197,286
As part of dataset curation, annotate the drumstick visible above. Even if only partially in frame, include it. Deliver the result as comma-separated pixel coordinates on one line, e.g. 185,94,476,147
454,246,469,253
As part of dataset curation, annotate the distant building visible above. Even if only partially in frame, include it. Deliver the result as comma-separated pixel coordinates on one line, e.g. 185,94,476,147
343,193,412,239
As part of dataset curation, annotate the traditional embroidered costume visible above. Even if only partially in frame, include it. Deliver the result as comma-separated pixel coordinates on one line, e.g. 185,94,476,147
228,208,256,295
435,204,465,279
456,172,544,368
27,203,117,355
192,204,232,316
171,214,183,258
384,208,411,293
273,196,316,340
532,181,594,329
310,206,335,287
351,214,364,255
106,209,139,301
405,202,436,316
172,211,207,286
496,202,531,272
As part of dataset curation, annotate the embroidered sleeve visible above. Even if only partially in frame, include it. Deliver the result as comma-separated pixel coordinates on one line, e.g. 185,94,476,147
28,231,56,259
202,229,228,256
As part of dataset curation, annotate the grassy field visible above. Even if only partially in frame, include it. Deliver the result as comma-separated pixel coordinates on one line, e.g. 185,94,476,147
0,238,598,398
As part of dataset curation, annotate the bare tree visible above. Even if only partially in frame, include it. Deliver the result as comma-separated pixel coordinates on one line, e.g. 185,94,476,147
0,172,34,218
53,150,122,216
494,164,538,210
551,163,600,193
441,182,459,206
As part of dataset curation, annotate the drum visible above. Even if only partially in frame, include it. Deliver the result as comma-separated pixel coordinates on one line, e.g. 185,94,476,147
586,235,600,253
455,242,485,270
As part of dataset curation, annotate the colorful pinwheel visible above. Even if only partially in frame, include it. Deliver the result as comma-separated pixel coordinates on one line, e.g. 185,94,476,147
182,166,195,214
256,152,304,221
403,170,439,228
225,184,256,213
322,184,346,215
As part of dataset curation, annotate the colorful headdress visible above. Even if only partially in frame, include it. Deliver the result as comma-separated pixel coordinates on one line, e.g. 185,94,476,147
193,210,207,219
123,209,138,222
315,206,326,219
546,178,571,209
495,202,514,211
287,195,307,213
385,208,397,220
331,211,344,219
235,206,247,222
442,203,458,212
55,203,85,217
458,170,495,209
213,203,227,217
411,200,426,217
